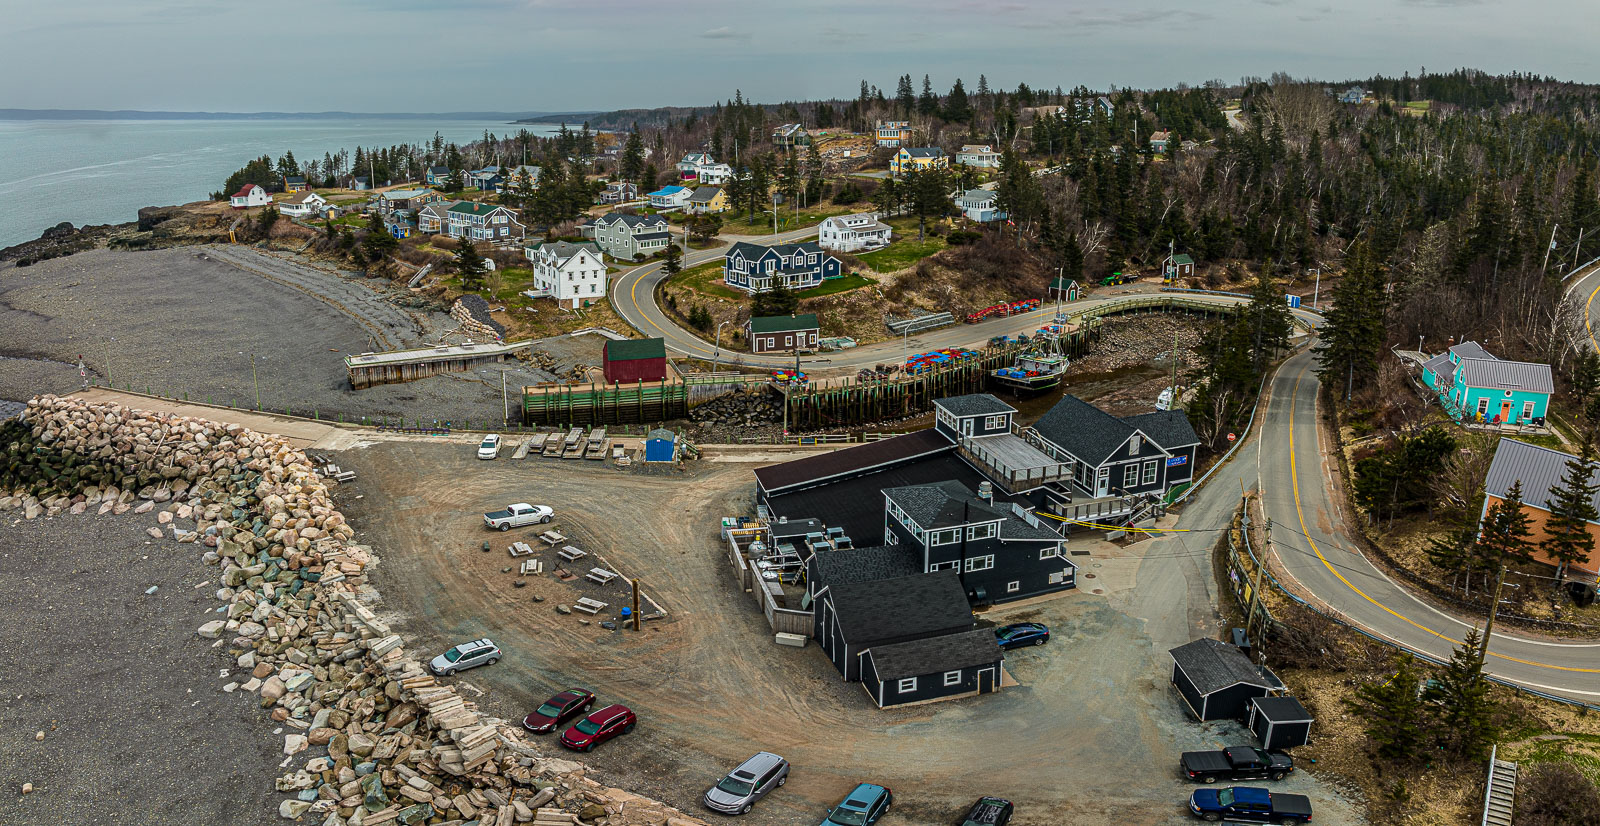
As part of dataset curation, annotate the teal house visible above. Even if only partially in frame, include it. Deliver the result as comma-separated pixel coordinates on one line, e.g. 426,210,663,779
1421,341,1553,425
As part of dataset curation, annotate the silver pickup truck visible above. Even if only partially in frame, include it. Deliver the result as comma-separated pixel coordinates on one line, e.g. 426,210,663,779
483,503,553,531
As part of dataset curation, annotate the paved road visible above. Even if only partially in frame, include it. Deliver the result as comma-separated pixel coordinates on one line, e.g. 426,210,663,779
1563,260,1600,352
1256,349,1600,702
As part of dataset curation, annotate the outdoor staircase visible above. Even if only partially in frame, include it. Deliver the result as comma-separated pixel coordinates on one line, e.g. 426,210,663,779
1482,745,1517,826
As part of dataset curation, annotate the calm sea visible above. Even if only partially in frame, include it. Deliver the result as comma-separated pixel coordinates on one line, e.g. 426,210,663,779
0,119,564,248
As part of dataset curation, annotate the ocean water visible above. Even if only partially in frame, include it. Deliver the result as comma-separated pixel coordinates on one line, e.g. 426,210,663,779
0,119,563,248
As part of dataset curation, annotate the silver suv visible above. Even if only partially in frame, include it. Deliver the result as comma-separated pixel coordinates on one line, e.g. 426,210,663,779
703,752,789,815
429,638,501,676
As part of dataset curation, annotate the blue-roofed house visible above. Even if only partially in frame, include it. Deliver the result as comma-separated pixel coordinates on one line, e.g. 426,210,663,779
648,185,693,210
1420,341,1552,425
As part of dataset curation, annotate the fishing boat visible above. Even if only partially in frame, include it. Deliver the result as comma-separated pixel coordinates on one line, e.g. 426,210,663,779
990,333,1068,393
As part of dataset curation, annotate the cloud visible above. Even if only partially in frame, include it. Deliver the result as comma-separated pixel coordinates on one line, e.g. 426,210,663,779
1065,9,1212,29
700,26,748,40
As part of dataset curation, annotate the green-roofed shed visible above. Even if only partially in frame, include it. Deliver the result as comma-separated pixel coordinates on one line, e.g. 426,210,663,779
746,313,820,354
603,337,668,383
1165,253,1196,280
1048,278,1081,301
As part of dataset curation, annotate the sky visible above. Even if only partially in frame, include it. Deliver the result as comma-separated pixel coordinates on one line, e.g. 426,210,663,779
2,0,1595,113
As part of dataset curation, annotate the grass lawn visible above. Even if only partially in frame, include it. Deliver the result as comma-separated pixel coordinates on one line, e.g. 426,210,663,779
857,236,945,272
797,274,873,298
669,260,742,300
720,203,854,234
1404,100,1432,112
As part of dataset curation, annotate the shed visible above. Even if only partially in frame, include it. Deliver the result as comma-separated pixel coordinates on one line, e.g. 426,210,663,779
643,428,678,462
603,337,668,384
1169,637,1283,721
1248,695,1313,750
1049,277,1081,302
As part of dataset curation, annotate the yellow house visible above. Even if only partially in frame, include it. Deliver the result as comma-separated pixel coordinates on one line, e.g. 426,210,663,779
686,185,730,215
890,147,949,176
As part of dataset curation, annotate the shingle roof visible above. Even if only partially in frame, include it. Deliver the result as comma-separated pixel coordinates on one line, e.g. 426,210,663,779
1250,695,1313,724
233,184,261,197
605,337,666,362
726,241,826,262
868,628,1003,682
1458,358,1554,394
826,571,973,645
811,545,921,589
903,147,944,158
934,394,1015,417
1122,410,1201,450
383,187,434,199
598,212,667,229
1169,638,1280,695
688,186,723,203
883,480,1010,529
1484,438,1600,516
278,190,322,205
748,314,819,335
753,429,955,495
420,201,459,218
428,166,450,176
531,240,600,262
1033,395,1136,467
999,514,1065,542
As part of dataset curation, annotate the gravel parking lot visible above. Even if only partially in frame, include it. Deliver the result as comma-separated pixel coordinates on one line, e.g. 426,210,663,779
335,441,1367,826
0,248,591,425
0,513,282,826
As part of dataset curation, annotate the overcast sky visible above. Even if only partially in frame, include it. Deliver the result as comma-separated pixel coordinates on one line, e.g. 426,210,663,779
4,0,1593,113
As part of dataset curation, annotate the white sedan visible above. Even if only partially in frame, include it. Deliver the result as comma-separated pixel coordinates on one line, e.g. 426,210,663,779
477,434,502,459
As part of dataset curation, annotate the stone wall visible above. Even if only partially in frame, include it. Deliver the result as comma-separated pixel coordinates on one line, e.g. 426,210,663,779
0,396,706,826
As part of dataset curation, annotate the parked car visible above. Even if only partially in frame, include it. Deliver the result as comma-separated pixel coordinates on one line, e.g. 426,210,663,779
994,622,1050,649
703,752,790,815
483,503,553,531
559,704,636,752
1187,786,1312,824
819,783,892,826
1181,746,1294,783
428,638,501,676
521,689,596,734
958,796,1013,826
477,434,502,459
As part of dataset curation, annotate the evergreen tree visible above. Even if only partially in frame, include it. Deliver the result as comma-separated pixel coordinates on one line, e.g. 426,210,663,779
904,167,950,241
994,147,1044,227
1573,351,1600,420
943,78,971,124
453,238,488,291
1542,444,1600,579
621,128,646,185
1313,240,1386,397
1477,480,1537,568
663,243,683,278
895,74,915,117
1244,267,1294,374
363,212,396,258
1424,629,1499,760
751,281,799,317
917,74,938,117
1426,528,1481,592
1347,652,1427,763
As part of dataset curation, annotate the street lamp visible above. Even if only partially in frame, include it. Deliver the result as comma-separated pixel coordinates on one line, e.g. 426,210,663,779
712,321,730,372
1309,268,1322,311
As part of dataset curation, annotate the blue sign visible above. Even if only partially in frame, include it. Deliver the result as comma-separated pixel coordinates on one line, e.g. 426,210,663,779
1166,455,1188,467
1285,294,1302,308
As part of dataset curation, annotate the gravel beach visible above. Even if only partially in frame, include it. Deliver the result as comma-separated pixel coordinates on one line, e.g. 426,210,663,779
0,247,601,426
0,513,282,826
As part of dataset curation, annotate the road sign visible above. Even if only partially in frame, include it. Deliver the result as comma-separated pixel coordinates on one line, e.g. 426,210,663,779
1227,433,1237,443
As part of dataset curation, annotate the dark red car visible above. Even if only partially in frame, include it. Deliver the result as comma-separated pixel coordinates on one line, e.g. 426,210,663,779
522,689,596,734
559,703,636,752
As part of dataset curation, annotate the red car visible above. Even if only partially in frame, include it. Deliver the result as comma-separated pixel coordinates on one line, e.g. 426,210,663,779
522,689,596,734
559,704,636,752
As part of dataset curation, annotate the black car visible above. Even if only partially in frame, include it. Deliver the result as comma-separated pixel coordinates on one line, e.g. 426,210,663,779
958,796,1013,826
994,622,1050,650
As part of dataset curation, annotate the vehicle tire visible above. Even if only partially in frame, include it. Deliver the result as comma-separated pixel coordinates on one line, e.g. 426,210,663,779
1202,815,1220,823
485,658,498,666
740,804,752,814
1034,638,1046,646
584,743,594,753
777,776,786,786
541,515,551,523
1202,775,1217,784
1271,771,1286,780
499,523,510,532
624,722,635,733
444,668,456,677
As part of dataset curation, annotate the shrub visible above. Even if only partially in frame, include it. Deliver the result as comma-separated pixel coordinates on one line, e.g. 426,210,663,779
1518,763,1600,826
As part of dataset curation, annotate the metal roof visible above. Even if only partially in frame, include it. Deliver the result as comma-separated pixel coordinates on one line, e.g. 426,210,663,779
748,313,819,335
753,429,954,495
604,337,666,362
1484,438,1600,515
1458,358,1553,394
1449,341,1493,361
868,628,1003,682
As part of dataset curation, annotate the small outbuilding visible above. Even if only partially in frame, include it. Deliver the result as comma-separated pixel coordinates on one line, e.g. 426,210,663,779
643,428,678,463
860,627,1005,708
1248,695,1314,751
1169,637,1283,721
603,337,668,384
746,313,820,354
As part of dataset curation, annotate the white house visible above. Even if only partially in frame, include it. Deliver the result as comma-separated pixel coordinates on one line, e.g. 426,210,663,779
647,185,693,210
818,212,893,253
277,190,328,217
677,153,714,175
525,240,608,309
697,162,735,185
955,145,1001,169
230,184,271,209
956,189,1007,223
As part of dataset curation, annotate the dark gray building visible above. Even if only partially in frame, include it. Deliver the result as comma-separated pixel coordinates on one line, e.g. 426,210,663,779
860,628,1005,708
1169,638,1284,721
1033,395,1199,499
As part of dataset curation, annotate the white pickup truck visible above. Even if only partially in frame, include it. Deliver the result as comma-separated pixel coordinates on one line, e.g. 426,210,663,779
483,503,554,531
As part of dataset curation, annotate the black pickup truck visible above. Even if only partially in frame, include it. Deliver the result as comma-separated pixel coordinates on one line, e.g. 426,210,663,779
1180,746,1294,783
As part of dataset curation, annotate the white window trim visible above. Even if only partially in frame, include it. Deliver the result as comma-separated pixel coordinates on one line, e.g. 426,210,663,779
964,555,995,572
967,523,997,541
1143,460,1158,485
1124,464,1139,487
897,677,917,693
943,670,961,686
1039,545,1061,560
1007,581,1021,593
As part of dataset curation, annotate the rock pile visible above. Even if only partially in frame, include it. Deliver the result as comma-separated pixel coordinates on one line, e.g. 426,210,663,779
688,391,779,426
0,395,707,826
451,296,506,342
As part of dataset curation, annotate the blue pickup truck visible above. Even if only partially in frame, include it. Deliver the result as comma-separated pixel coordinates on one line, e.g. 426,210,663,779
1188,786,1312,824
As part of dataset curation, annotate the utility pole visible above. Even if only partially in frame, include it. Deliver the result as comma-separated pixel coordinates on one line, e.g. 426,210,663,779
501,370,508,424
1542,223,1561,272
1574,228,1588,271
1246,516,1271,654
631,579,641,631
1478,564,1509,664
104,338,113,389
1310,268,1321,311
712,321,729,372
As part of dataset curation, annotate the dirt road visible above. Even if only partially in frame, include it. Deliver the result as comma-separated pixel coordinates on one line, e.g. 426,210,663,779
335,442,1365,826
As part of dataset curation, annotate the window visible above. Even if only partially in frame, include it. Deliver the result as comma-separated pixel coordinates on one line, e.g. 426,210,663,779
1124,464,1139,487
1129,434,1141,453
1006,581,1020,593
943,670,962,686
897,677,917,693
967,523,997,541
784,335,793,347
1477,398,1490,415
930,561,959,572
1040,545,1060,560
964,555,995,572
1142,460,1158,485
983,414,1007,430
931,528,960,546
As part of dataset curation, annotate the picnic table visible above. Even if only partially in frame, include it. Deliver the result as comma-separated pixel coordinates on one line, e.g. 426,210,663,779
585,567,618,585
519,559,542,575
538,530,567,546
557,546,587,562
573,597,608,615
509,541,535,558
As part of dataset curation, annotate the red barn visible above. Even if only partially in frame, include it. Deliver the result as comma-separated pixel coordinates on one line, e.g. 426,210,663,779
603,337,668,383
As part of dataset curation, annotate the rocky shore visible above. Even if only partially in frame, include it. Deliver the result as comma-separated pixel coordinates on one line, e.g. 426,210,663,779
1,395,708,826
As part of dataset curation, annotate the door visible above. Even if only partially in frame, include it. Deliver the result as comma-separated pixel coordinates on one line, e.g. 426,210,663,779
1500,401,1511,422
1095,467,1110,497
977,667,996,694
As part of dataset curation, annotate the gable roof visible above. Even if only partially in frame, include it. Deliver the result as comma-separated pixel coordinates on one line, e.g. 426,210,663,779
448,201,507,216
1250,694,1314,724
826,571,973,645
278,190,323,205
748,313,819,335
958,144,995,153
901,147,945,158
934,394,1015,418
531,240,600,262
420,200,460,218
1484,438,1600,517
1450,341,1494,361
883,480,1010,529
754,428,954,495
598,212,668,229
383,187,434,200
688,186,724,203
811,545,921,590
726,240,825,262
284,175,306,184
1171,253,1194,265
958,189,996,203
648,185,688,197
868,628,1003,682
1458,358,1554,395
427,165,450,176
1422,351,1458,385
605,337,666,362
1033,395,1137,467
1122,410,1200,450
233,184,262,197
1169,637,1281,695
